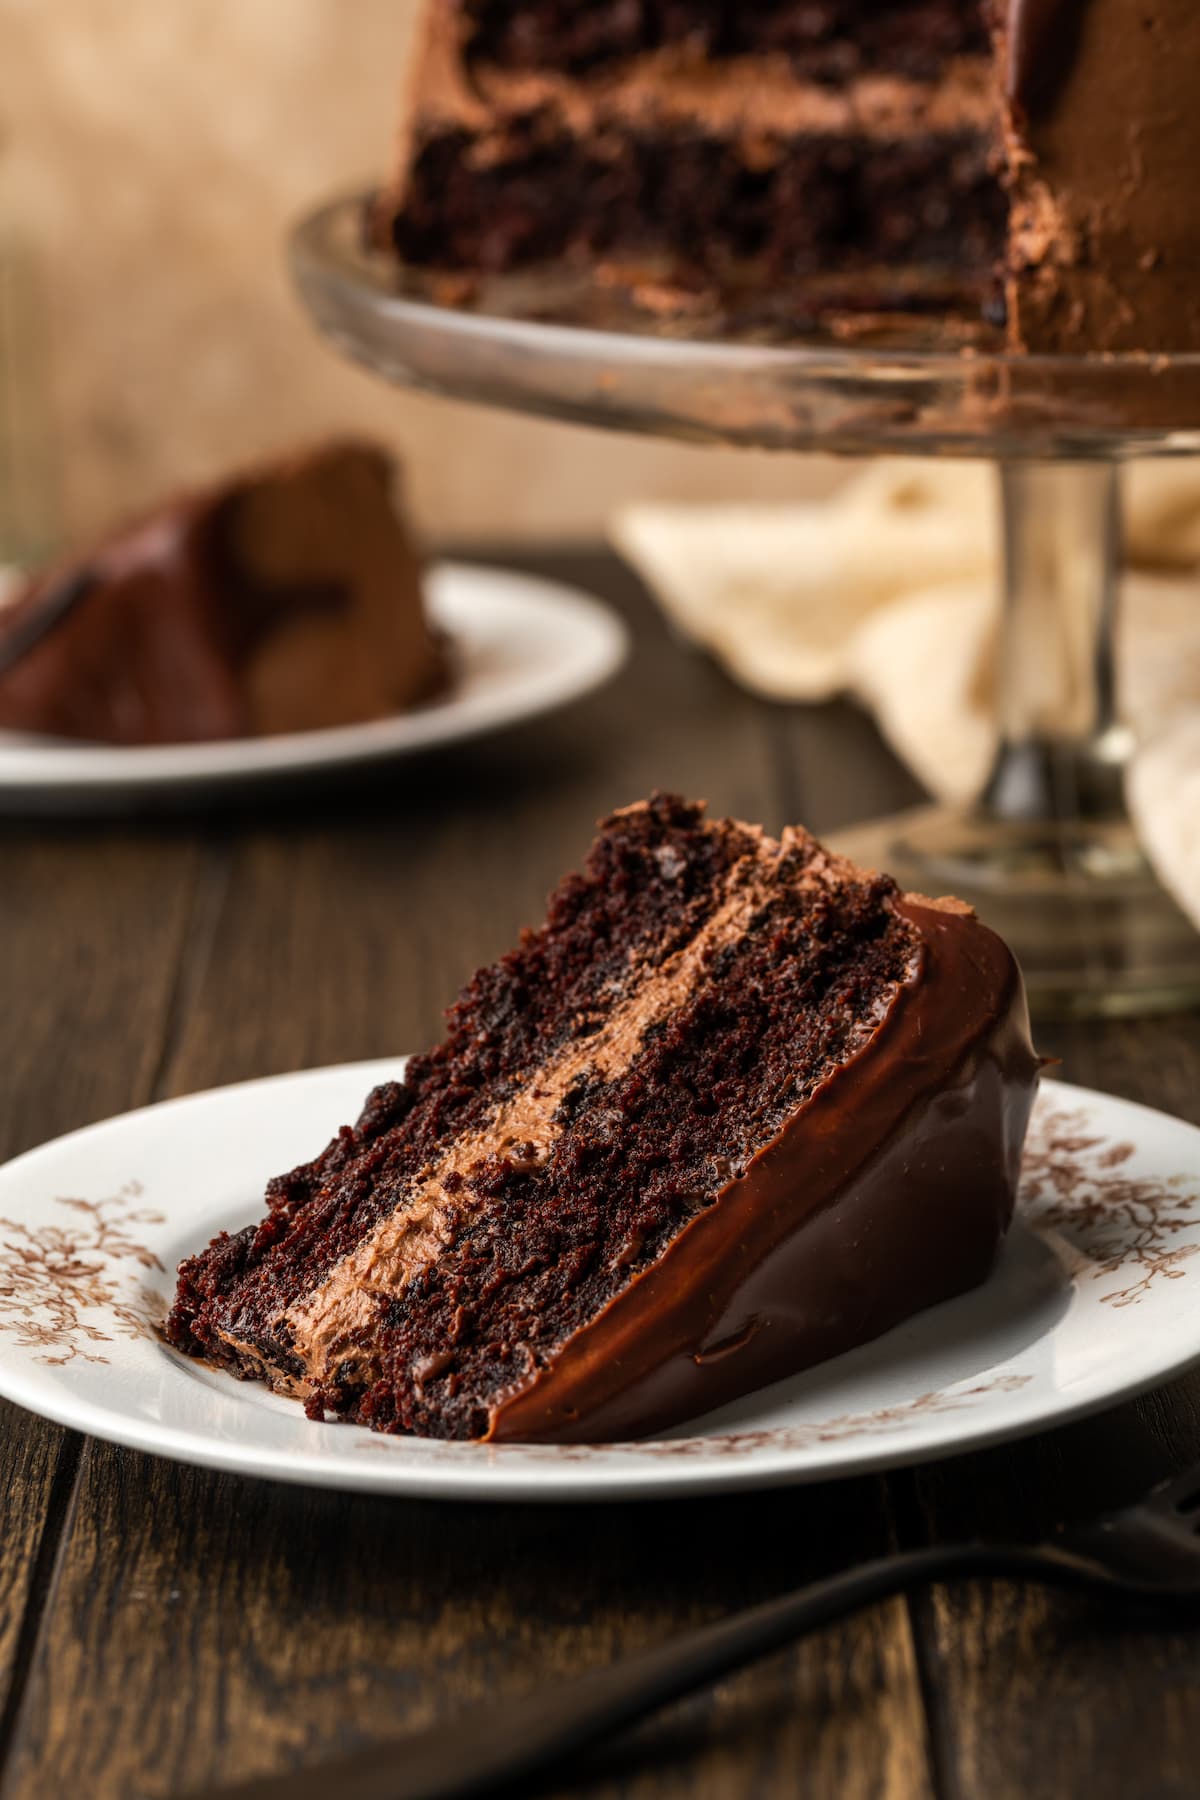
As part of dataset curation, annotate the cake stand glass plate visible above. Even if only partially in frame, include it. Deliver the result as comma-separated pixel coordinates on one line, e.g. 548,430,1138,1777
1,1058,1198,1503
0,563,627,816
291,192,1200,1019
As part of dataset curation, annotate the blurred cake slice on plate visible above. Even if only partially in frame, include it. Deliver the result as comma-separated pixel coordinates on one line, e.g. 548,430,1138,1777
0,441,447,745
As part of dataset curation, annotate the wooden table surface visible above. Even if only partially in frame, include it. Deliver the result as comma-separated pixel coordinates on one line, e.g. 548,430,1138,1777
2,549,1200,1800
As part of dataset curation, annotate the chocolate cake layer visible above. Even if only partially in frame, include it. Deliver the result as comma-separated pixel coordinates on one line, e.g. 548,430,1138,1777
393,120,1006,288
0,443,446,745
168,796,1039,1443
462,0,990,81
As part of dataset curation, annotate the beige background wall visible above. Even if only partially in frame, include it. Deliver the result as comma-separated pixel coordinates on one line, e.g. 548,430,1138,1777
0,0,838,547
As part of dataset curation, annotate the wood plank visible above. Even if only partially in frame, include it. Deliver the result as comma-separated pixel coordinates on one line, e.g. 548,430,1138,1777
0,828,206,1156
0,826,201,1773
1,559,935,1799
904,1380,1200,1800
0,1412,80,1769
0,1454,933,1800
901,1013,1200,1800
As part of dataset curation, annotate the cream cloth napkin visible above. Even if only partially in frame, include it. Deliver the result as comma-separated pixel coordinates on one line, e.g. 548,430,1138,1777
612,462,1200,929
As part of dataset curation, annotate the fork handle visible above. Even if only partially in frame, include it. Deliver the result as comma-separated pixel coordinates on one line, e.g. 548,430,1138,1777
201,1540,1093,1800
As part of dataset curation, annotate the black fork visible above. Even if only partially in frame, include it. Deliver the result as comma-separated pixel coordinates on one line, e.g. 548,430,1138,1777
196,1460,1200,1800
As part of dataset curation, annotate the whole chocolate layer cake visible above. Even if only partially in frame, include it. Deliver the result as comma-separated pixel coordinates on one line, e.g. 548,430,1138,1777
378,0,1200,352
167,796,1039,1443
0,442,446,746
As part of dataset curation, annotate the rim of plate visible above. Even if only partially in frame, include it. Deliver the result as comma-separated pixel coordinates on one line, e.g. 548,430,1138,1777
1,1066,1198,1502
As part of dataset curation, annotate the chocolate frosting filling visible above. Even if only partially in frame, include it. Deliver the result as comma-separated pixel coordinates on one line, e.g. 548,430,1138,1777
421,49,997,142
486,896,1038,1443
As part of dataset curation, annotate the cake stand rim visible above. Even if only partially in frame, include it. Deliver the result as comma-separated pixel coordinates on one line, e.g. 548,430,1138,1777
289,187,1200,392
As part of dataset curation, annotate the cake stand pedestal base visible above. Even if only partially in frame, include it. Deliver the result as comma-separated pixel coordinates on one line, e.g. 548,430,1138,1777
832,806,1200,1019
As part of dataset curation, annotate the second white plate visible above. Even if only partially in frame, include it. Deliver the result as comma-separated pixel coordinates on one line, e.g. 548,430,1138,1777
0,562,629,813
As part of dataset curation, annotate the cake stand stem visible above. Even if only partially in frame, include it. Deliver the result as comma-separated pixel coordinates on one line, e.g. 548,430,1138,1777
834,457,1200,1018
983,461,1131,831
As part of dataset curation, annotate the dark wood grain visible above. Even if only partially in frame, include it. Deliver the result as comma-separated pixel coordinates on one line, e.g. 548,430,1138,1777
0,827,202,1758
0,829,203,1157
0,1414,79,1775
0,552,1197,1800
0,1460,931,1800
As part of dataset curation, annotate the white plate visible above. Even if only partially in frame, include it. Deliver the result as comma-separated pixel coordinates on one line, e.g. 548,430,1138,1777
0,563,628,814
1,1066,1198,1502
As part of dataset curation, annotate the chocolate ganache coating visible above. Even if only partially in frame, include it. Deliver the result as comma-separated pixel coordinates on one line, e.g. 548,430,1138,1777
488,897,1038,1443
1006,0,1093,119
1001,0,1200,354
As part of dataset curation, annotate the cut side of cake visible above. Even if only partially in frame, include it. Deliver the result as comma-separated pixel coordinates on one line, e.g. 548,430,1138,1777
0,441,447,745
167,795,1039,1443
378,0,1200,352
385,0,1007,328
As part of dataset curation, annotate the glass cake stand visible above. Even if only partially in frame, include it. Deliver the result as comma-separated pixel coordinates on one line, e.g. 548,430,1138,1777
290,191,1200,1017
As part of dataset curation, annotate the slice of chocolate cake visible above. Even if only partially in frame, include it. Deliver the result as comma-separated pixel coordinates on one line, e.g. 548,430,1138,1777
0,441,447,746
377,1,1200,352
167,795,1039,1443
